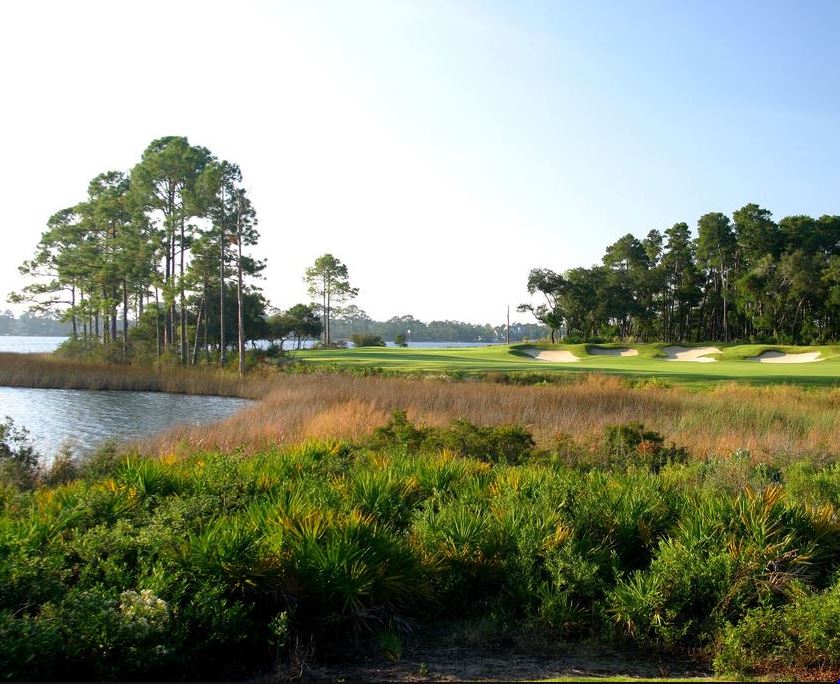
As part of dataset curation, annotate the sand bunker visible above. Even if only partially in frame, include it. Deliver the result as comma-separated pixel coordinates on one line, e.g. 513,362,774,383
523,347,580,363
662,346,721,362
748,350,822,364
589,347,639,357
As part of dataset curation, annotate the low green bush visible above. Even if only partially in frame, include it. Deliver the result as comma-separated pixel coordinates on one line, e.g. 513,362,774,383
715,581,840,677
370,411,535,464
602,421,689,473
2,433,840,679
350,333,386,347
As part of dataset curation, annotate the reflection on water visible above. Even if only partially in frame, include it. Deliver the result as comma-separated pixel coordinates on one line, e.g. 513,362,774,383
0,387,251,460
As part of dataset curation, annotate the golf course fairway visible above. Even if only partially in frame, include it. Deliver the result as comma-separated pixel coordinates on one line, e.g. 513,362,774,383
292,342,840,387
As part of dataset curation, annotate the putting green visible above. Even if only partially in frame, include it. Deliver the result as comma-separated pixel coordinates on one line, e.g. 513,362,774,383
290,342,840,387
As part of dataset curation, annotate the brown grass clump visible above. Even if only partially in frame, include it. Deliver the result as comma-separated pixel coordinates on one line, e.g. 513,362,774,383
149,372,840,460
0,353,272,399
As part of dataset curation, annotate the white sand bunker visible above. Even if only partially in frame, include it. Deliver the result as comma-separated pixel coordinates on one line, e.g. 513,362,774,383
749,350,822,364
523,347,580,363
589,347,639,357
662,346,721,362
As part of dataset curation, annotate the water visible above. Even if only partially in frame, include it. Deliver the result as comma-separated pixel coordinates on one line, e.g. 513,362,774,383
279,340,498,350
0,336,66,353
0,336,496,354
0,335,492,459
0,387,252,460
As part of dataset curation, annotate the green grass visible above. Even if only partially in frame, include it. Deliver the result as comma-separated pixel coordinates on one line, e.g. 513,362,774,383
290,343,840,387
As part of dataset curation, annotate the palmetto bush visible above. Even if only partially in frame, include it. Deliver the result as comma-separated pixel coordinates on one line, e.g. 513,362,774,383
3,425,840,679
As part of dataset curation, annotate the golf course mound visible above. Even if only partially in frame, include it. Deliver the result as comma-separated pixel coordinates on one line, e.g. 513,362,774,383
523,347,580,363
589,346,639,357
749,350,822,363
662,345,721,362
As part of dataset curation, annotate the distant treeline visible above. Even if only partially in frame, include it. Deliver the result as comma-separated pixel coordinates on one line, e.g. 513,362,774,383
522,204,840,344
0,311,71,337
328,308,548,342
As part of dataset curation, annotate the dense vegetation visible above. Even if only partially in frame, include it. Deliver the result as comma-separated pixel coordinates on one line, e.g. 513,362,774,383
522,204,840,344
3,413,840,680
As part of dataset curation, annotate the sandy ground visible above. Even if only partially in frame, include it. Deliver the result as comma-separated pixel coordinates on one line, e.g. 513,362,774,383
662,346,721,362
523,347,580,363
589,347,639,357
749,350,822,363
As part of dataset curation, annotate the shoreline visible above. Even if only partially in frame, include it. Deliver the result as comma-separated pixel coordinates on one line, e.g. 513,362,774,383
0,352,271,400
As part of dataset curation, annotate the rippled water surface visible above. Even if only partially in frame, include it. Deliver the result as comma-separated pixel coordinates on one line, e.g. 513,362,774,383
0,387,252,459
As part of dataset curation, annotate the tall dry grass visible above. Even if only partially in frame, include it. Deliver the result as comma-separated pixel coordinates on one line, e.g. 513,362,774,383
150,372,840,460
0,353,273,399
3,353,837,459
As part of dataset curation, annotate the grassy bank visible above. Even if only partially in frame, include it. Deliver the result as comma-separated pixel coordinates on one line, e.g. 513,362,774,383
3,428,840,680
0,353,273,399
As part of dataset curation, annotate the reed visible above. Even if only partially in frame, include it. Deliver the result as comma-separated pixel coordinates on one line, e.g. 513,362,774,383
0,353,273,399
150,371,840,460
2,353,837,460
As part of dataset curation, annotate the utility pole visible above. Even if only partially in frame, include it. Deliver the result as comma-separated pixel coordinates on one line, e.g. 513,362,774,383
506,305,510,345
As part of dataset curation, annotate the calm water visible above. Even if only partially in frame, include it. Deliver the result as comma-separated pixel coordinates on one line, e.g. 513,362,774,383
0,336,66,353
0,387,251,460
0,336,489,459
0,336,495,354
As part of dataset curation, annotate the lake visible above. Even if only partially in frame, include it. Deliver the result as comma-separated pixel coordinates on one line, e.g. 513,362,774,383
0,336,498,354
0,387,252,460
0,336,492,459
0,337,251,459
0,335,67,353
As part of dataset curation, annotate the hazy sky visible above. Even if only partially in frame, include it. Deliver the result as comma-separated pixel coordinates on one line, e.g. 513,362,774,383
2,0,839,324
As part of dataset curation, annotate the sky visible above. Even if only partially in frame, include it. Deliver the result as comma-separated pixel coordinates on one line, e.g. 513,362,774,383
1,0,839,324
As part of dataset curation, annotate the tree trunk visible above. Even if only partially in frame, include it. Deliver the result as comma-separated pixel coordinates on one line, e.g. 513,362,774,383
179,212,187,365
71,285,78,339
154,287,161,367
122,280,129,361
219,185,226,368
236,209,245,377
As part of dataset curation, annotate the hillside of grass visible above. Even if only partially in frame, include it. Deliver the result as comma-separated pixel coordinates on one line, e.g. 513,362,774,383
4,418,840,681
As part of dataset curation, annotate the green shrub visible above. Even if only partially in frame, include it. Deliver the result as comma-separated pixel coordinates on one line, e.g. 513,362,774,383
715,581,840,677
424,420,535,465
370,411,535,464
350,333,386,347
602,422,688,473
0,417,39,489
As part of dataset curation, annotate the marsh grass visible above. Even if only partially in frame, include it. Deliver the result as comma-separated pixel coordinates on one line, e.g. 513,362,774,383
3,353,840,462
151,372,840,461
0,352,272,398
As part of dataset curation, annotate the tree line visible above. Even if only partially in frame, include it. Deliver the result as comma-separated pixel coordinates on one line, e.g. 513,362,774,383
520,204,840,344
13,136,264,372
329,311,547,344
0,311,71,337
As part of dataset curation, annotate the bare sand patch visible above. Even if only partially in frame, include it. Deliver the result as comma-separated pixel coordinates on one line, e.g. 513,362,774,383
589,347,639,357
749,350,822,364
662,346,721,362
522,347,580,363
